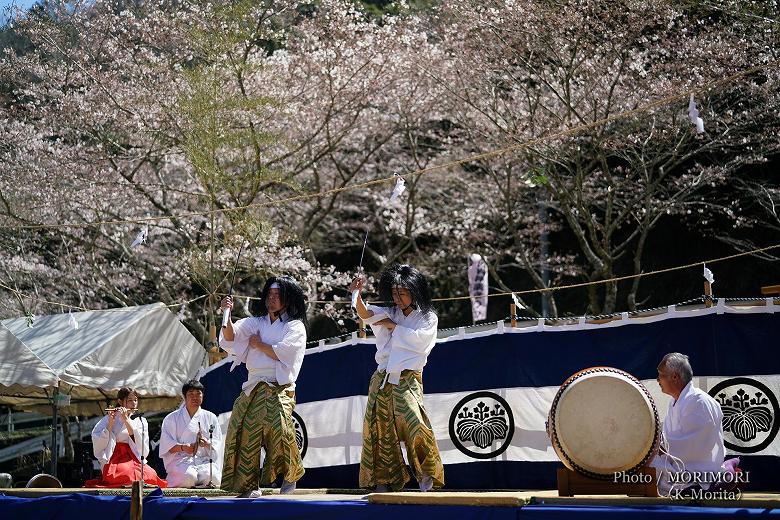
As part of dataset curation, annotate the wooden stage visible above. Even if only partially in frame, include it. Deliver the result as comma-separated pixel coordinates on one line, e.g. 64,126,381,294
3,487,780,508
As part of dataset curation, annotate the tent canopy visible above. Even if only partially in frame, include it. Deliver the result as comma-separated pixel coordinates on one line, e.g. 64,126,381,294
0,303,205,415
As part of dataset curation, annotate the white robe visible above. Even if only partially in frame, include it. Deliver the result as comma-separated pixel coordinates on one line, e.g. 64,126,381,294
219,313,306,394
364,304,438,385
159,406,223,488
652,381,726,493
91,414,150,470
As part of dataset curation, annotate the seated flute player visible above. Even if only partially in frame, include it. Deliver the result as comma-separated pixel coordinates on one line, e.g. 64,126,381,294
159,379,223,488
85,387,167,488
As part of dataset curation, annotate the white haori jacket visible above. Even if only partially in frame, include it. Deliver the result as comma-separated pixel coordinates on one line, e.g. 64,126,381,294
91,414,150,470
159,406,223,488
219,313,306,394
364,304,438,386
652,381,726,492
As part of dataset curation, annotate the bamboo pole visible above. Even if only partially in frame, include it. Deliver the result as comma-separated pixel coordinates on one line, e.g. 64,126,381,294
704,281,713,308
358,319,366,338
510,303,517,328
130,480,142,520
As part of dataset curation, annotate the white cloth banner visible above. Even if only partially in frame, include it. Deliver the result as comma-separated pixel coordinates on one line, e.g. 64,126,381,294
467,254,488,323
217,374,780,470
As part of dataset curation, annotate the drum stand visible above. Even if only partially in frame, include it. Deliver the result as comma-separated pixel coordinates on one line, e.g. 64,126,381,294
557,467,658,497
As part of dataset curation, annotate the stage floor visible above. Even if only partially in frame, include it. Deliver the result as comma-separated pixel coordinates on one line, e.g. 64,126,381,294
3,487,780,503
2,488,779,519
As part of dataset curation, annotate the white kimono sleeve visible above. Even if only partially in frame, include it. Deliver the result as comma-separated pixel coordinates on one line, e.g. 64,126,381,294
159,410,180,461
363,304,390,326
392,313,438,353
126,417,150,461
271,320,307,385
91,415,116,469
364,304,393,345
371,326,392,350
219,317,253,357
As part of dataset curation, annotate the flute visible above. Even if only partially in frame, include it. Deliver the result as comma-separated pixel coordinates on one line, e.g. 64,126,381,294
105,407,139,413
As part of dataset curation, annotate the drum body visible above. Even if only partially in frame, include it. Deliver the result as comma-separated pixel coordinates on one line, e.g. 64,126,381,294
25,473,62,488
548,367,660,479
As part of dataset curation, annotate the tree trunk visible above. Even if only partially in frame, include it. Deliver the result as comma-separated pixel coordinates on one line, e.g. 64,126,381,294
603,279,617,314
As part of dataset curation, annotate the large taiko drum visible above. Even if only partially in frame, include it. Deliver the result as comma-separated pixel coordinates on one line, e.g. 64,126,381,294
548,367,660,479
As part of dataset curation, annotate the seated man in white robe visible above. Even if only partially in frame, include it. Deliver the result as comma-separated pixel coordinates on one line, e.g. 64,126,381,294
160,379,223,488
652,352,732,495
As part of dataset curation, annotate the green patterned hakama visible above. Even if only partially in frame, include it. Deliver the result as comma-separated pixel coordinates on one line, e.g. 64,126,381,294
221,382,304,494
359,370,444,490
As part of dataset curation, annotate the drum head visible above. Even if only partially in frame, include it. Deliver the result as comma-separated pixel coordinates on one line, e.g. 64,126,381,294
550,368,659,478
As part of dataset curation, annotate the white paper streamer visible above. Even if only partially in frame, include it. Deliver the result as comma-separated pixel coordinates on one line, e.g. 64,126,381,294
688,94,699,124
688,94,705,134
703,264,715,285
131,225,148,248
68,311,79,330
389,173,406,202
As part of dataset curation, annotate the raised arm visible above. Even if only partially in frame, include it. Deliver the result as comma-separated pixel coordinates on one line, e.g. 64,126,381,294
220,296,236,341
349,276,375,321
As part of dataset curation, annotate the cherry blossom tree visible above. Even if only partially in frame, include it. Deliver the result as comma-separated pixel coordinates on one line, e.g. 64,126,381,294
422,0,780,315
0,0,777,335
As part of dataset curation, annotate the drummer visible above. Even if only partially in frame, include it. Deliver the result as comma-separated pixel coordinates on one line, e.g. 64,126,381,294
652,353,733,494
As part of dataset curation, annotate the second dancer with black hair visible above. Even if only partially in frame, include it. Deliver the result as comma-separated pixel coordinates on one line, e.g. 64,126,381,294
350,264,444,492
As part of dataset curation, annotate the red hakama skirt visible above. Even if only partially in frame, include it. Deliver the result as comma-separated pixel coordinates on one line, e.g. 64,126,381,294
84,442,167,488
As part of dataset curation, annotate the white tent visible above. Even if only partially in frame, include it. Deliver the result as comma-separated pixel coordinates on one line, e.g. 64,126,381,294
0,303,205,416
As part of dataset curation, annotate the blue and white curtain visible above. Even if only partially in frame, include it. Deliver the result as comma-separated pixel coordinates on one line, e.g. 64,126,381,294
200,299,780,490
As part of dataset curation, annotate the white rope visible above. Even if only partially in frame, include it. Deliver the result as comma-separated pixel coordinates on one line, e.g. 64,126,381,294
656,430,687,497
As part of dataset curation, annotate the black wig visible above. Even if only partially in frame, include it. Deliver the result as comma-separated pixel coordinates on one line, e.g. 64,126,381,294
250,275,308,323
377,264,435,316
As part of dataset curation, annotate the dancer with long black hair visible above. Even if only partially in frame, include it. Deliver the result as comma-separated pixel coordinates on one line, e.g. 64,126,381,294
349,264,444,492
219,275,307,497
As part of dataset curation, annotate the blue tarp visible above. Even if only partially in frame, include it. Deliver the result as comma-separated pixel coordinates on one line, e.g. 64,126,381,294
518,505,780,518
0,491,518,520
2,492,779,520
